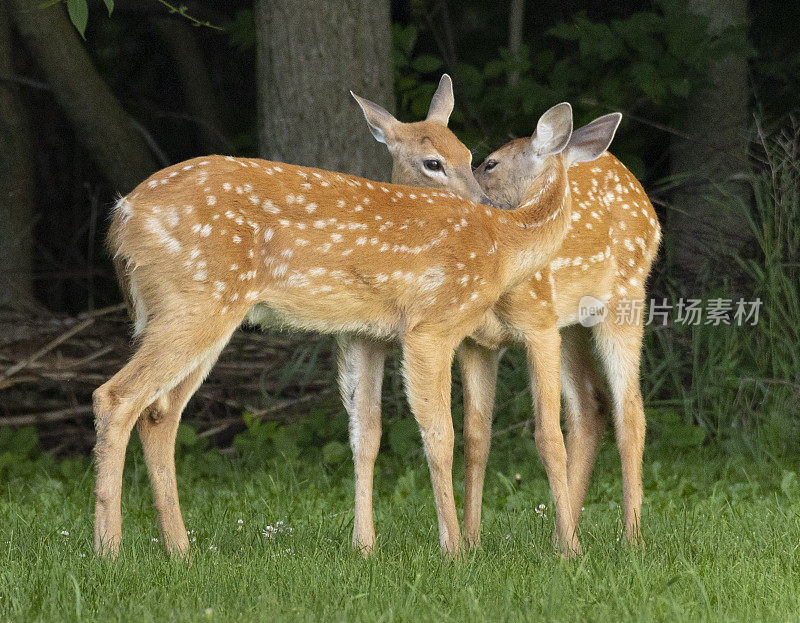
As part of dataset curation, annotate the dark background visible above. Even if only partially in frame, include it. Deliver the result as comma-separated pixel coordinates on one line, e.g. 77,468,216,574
0,0,797,458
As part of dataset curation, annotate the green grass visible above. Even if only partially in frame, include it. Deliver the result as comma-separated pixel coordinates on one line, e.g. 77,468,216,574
2,426,800,622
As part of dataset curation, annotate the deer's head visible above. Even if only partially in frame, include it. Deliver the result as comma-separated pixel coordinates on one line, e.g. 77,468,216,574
351,75,491,205
475,109,623,210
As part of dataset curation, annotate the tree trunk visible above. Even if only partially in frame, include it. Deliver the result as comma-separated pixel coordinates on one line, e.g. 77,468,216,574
151,17,228,154
669,0,750,286
0,0,34,307
254,0,394,181
8,0,156,193
507,0,524,87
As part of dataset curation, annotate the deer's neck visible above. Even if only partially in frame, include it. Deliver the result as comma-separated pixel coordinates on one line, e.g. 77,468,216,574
495,157,571,288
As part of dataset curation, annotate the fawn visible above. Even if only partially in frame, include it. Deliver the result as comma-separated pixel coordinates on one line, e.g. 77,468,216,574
345,76,657,554
94,100,602,558
472,132,661,549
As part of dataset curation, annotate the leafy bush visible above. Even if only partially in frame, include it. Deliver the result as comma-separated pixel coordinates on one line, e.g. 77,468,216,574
393,0,754,174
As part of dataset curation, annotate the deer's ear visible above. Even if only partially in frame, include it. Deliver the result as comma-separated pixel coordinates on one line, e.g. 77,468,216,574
426,74,454,125
351,92,399,144
566,113,622,163
531,102,573,158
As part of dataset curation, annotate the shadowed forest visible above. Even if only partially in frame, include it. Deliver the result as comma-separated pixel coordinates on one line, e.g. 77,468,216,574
2,0,797,453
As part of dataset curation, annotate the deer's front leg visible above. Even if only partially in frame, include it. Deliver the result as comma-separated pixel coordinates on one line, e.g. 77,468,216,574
336,335,389,553
457,340,499,548
526,326,580,558
402,331,460,554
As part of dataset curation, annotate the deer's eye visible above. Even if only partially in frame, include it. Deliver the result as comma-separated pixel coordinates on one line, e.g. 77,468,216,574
423,159,443,172
483,160,498,172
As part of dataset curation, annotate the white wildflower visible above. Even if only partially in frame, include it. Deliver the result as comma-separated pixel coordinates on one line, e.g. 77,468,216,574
261,520,292,538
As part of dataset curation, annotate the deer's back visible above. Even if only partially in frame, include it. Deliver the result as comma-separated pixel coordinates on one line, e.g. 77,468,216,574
109,156,504,337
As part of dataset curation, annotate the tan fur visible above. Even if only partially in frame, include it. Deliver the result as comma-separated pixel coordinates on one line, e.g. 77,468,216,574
474,149,660,547
94,110,576,557
344,107,656,556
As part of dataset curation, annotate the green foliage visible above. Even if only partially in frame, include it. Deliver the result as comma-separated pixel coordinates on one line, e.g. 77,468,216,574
65,0,88,38
545,1,754,108
392,0,754,168
392,24,442,120
233,407,350,470
39,0,111,39
44,0,221,38
321,440,349,466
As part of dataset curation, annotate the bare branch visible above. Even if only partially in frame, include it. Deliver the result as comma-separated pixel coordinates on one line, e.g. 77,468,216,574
0,405,93,427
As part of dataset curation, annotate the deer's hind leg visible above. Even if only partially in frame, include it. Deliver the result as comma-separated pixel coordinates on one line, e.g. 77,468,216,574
137,345,226,557
458,339,499,548
337,335,389,554
93,311,243,557
560,324,610,526
593,301,646,545
526,325,580,558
